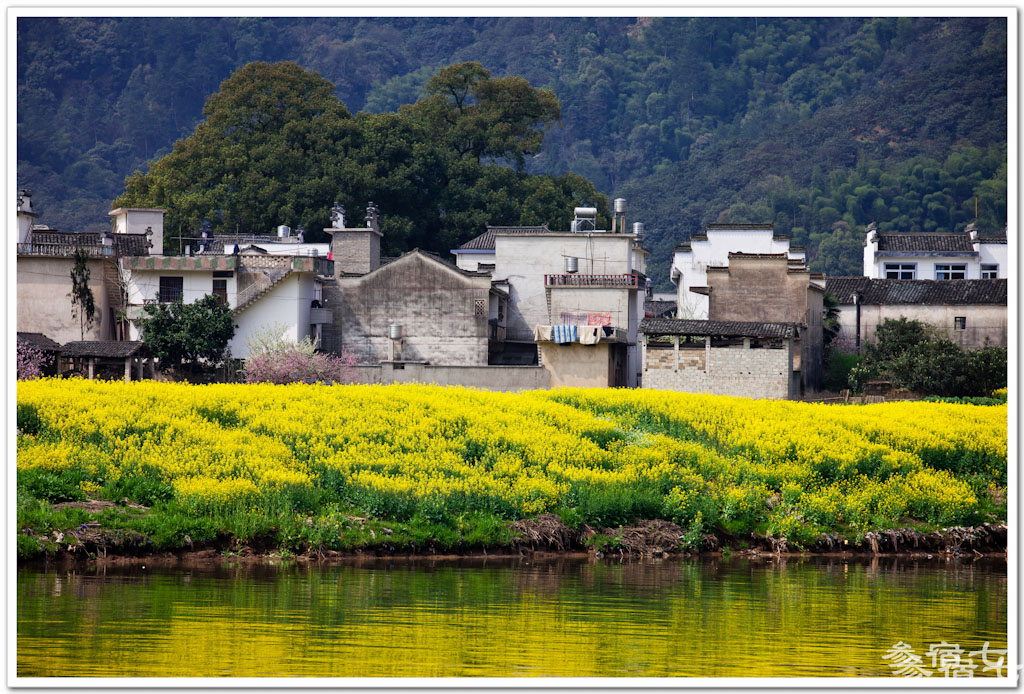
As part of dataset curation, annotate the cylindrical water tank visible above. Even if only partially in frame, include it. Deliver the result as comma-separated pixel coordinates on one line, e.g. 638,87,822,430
388,324,402,340
613,198,627,213
633,222,645,235
277,225,291,238
573,207,597,218
565,256,579,273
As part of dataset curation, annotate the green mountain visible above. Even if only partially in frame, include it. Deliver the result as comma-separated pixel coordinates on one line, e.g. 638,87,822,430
17,17,1007,287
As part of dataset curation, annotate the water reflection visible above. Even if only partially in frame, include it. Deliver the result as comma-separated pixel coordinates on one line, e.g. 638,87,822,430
17,556,1006,678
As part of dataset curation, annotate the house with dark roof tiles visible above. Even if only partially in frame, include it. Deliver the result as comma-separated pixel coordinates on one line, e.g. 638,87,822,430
825,277,1007,349
863,222,1007,281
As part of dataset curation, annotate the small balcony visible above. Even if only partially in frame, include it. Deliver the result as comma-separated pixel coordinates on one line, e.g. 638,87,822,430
544,273,639,288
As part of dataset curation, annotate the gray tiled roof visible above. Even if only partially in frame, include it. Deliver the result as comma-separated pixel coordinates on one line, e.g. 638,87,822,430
17,332,63,352
641,318,797,338
31,230,101,246
875,232,975,253
62,341,148,358
825,277,1007,305
114,234,151,256
456,225,550,251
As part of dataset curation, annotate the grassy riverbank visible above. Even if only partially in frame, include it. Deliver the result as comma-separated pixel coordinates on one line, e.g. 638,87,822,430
17,380,1007,560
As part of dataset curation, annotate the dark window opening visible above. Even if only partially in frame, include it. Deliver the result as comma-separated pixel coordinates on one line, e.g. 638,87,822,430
212,279,227,306
159,276,184,303
954,316,967,331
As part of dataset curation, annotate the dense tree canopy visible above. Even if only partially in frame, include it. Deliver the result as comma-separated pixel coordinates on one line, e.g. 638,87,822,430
113,60,608,256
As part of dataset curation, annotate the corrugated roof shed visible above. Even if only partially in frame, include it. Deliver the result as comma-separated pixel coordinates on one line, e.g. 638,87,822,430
641,318,797,339
825,277,1007,305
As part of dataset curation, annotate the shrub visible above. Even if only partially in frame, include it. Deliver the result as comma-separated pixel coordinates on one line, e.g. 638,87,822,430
243,323,356,384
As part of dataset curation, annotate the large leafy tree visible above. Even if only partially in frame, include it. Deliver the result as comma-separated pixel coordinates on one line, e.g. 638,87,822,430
137,295,236,372
114,60,608,257
115,62,360,249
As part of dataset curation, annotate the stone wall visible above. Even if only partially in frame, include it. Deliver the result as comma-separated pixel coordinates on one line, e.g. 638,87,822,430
347,363,550,391
642,342,793,399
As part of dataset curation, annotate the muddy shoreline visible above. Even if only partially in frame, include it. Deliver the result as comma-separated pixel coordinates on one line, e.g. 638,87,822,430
19,515,1007,568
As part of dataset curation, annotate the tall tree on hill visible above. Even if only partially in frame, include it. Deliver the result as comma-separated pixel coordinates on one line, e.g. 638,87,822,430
115,61,360,249
114,60,608,256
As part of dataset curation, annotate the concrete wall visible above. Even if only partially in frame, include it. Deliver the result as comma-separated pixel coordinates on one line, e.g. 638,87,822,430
326,252,491,366
672,230,794,319
454,251,496,272
347,362,550,391
127,268,237,308
537,342,616,388
17,256,113,342
836,304,1008,349
229,273,315,359
867,253,983,280
493,233,636,341
642,340,794,399
978,242,1007,275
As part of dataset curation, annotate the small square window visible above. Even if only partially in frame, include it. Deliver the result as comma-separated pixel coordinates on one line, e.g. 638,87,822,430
981,264,998,279
954,316,967,331
884,263,916,279
159,276,184,303
935,264,966,280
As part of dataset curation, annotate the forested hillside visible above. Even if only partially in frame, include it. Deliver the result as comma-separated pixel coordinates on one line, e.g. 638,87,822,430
17,17,1006,287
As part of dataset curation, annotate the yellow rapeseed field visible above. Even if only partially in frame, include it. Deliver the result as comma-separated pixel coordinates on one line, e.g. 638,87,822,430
16,379,1007,543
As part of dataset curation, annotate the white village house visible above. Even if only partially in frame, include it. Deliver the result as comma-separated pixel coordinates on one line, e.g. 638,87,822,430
862,222,1007,280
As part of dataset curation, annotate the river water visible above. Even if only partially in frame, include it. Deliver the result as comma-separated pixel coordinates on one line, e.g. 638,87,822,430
17,556,1007,678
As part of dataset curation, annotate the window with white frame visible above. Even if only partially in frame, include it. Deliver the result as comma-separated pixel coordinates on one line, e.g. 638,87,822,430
981,264,998,279
884,263,916,279
935,264,966,280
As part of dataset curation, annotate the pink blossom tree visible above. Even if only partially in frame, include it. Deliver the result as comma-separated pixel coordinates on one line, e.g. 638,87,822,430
17,343,52,380
243,323,356,385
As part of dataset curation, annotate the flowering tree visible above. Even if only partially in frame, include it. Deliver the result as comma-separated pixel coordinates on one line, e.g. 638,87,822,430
244,323,356,384
17,343,52,380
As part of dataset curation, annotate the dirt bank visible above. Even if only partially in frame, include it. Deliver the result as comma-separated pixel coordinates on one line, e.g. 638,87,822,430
19,514,1007,567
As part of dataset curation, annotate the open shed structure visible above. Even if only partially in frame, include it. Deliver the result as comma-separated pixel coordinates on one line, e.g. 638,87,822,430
62,341,153,382
640,318,801,399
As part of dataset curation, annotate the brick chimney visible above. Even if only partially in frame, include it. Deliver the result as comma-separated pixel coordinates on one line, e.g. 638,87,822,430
327,201,382,276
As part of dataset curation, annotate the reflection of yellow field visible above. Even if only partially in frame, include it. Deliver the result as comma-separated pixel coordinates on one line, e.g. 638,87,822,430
16,380,1007,531
16,562,1008,677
